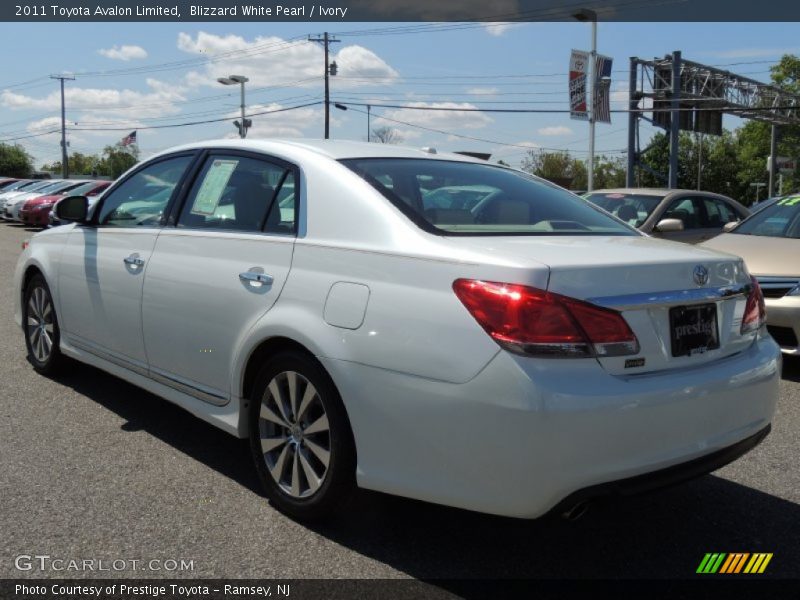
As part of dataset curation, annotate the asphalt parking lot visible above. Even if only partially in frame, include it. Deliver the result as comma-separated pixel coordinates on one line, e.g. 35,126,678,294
1,221,799,582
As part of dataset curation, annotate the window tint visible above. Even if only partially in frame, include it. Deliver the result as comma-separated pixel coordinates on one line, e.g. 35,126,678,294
584,192,664,227
264,171,297,234
662,197,704,229
703,198,738,227
178,155,287,232
342,159,635,236
97,156,191,227
733,195,800,238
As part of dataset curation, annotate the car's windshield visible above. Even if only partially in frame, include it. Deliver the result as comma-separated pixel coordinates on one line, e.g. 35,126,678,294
731,195,800,238
341,158,637,236
2,180,32,191
66,181,106,196
583,192,665,227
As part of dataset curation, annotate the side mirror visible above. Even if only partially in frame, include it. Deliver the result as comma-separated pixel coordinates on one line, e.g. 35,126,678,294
54,195,89,223
723,221,739,233
654,218,684,233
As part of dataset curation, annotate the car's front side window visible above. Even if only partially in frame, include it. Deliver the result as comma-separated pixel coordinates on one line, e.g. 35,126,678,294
96,155,193,228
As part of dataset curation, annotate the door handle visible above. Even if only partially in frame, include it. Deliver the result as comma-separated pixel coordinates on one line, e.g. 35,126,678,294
123,253,145,268
239,271,274,287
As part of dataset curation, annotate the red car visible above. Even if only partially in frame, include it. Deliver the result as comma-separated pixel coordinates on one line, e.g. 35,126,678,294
20,180,111,227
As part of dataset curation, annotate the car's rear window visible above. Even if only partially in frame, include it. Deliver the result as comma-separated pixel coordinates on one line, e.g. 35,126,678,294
341,158,637,236
583,192,665,227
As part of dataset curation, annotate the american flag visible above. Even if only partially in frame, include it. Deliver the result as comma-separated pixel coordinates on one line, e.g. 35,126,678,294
120,130,137,146
593,55,613,124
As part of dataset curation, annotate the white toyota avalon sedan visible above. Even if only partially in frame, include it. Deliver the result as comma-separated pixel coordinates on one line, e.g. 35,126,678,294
14,139,780,520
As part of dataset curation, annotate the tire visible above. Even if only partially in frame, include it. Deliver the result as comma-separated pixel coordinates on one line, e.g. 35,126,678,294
23,273,65,375
248,350,356,519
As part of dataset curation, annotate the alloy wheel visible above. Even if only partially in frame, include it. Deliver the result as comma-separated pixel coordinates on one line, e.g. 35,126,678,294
257,370,331,498
26,285,54,363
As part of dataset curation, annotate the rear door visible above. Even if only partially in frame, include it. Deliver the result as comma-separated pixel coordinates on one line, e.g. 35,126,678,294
141,151,298,404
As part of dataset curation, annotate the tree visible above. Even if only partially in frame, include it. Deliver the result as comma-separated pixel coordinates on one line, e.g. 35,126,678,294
521,150,586,189
42,152,101,176
98,145,139,179
371,126,399,144
0,143,33,177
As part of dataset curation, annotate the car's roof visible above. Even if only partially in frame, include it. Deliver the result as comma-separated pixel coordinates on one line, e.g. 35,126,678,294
154,138,487,163
589,187,734,199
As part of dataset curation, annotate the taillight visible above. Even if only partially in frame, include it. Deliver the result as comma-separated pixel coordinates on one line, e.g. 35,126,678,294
453,279,639,358
741,276,766,334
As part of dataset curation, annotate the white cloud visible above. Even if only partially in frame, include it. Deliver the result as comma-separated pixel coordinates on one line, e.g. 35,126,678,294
228,102,323,138
178,31,398,89
98,45,148,61
704,47,800,59
376,102,493,134
483,22,514,37
537,126,573,136
466,87,499,96
1,79,185,119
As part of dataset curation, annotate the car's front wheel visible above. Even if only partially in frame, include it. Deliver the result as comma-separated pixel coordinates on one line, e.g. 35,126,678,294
248,351,356,519
23,273,65,374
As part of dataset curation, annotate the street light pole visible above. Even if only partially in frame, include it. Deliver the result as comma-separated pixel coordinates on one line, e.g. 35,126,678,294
217,75,249,138
367,104,371,142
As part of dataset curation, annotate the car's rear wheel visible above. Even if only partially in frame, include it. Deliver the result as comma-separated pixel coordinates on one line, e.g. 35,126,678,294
248,351,356,519
23,273,64,375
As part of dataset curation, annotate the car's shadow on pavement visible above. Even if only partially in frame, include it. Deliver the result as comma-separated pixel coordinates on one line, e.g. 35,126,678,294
781,355,800,383
50,359,800,581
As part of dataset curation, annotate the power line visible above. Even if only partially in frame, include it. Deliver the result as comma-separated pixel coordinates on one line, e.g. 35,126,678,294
68,101,323,132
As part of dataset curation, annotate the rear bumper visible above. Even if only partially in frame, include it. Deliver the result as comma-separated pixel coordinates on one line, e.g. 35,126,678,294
551,423,770,514
325,332,780,518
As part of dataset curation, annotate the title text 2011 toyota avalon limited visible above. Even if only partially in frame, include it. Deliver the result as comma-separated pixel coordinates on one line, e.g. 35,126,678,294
14,139,780,519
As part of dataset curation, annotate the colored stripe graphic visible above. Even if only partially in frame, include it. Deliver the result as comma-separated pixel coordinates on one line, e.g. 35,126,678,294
699,553,773,574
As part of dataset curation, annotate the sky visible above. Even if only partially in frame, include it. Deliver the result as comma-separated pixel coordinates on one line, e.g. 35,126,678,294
1,21,798,170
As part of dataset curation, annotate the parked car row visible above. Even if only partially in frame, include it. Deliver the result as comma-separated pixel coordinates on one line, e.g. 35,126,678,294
0,177,111,228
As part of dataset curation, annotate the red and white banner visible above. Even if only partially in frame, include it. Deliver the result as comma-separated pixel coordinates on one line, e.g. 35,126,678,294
569,49,589,121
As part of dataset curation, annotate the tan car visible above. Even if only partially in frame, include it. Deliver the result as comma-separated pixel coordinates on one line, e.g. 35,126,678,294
702,194,800,356
584,188,749,244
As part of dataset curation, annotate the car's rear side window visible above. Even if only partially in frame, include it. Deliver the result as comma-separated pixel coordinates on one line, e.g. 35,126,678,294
177,154,291,233
341,158,636,236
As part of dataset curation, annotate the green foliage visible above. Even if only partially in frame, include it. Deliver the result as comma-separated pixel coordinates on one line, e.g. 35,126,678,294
520,149,624,190
99,145,140,179
41,146,139,180
0,143,33,177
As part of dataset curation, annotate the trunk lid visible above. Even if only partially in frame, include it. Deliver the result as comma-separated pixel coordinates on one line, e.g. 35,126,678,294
444,235,755,374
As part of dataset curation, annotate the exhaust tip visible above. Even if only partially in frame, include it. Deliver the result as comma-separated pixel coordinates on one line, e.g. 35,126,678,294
561,501,590,521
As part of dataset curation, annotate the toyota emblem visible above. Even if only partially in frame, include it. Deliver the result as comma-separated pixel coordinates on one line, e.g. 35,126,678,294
693,265,709,286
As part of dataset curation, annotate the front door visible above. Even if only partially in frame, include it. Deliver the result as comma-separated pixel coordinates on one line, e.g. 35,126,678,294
57,154,195,369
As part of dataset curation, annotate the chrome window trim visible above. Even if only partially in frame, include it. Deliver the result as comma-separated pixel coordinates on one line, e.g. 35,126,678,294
587,283,751,311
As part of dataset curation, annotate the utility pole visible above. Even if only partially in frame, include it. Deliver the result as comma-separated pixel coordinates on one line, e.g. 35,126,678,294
309,32,340,139
696,132,702,190
668,50,682,189
768,125,778,197
367,104,371,142
50,74,74,178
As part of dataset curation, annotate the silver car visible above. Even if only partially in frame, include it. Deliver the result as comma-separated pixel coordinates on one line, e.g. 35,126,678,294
585,188,749,244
